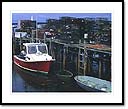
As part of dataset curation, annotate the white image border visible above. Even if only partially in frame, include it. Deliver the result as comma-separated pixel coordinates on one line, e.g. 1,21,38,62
2,2,123,104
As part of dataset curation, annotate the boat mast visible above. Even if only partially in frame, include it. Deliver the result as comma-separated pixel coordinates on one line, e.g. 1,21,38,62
36,16,38,42
44,31,46,44
31,16,34,43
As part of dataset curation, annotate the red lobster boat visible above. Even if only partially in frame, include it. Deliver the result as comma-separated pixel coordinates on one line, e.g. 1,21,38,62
13,43,55,75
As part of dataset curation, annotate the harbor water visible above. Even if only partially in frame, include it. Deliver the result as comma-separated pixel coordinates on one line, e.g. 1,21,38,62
12,63,85,92
12,58,110,92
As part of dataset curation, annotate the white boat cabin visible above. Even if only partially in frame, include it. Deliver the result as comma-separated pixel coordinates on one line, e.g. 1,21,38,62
21,43,48,55
19,43,53,62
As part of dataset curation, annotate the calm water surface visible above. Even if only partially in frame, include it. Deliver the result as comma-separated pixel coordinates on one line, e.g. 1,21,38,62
12,64,85,92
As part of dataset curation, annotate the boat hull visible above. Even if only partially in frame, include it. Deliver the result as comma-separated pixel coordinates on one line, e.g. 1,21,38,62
74,78,99,92
56,70,73,84
14,55,53,75
74,76,111,92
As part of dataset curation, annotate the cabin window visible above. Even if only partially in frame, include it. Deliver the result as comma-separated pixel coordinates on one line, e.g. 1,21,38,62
28,46,37,54
38,45,47,54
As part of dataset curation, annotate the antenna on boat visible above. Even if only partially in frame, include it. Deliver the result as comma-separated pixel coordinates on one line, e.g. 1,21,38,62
31,16,33,21
44,32,46,44
36,17,38,43
31,16,34,43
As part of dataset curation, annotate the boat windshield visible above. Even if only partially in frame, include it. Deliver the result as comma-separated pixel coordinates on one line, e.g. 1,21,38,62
38,45,47,54
28,46,37,54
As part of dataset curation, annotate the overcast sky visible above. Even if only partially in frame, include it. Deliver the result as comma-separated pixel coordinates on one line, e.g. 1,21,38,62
12,13,111,23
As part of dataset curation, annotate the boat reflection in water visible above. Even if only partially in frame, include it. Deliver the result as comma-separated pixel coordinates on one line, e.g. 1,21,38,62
12,64,85,92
